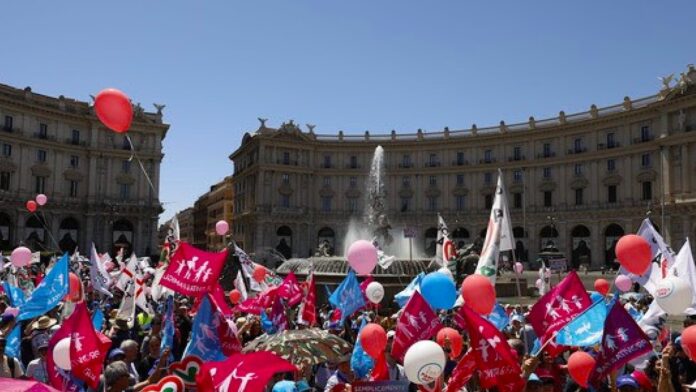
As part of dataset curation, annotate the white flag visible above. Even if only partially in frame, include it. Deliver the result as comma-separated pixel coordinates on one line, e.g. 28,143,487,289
116,280,136,328
115,253,141,291
621,218,675,295
235,244,264,292
169,214,181,242
89,243,113,298
151,265,173,302
475,169,515,283
435,214,449,267
669,238,696,315
134,276,154,316
234,270,248,301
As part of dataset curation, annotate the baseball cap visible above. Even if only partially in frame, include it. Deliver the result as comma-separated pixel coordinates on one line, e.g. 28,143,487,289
272,380,298,392
511,315,524,323
616,375,639,389
527,373,542,384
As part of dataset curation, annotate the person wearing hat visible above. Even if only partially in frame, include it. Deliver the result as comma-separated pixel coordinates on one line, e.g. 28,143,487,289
109,317,133,350
0,335,24,378
26,339,49,383
525,373,543,392
27,315,57,358
616,374,640,392
323,354,354,392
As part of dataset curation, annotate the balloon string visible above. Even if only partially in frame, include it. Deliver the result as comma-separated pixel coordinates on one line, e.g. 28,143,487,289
125,135,158,197
32,210,61,252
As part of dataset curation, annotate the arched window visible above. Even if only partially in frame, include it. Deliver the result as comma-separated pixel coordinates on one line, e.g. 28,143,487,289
513,226,526,238
571,225,592,269
424,227,438,257
0,212,12,248
276,226,293,259
604,224,625,267
112,219,134,254
59,217,79,254
571,225,590,238
25,215,46,250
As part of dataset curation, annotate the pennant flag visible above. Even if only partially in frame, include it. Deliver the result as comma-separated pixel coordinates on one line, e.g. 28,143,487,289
457,304,523,390
394,272,424,308
527,271,593,341
183,296,227,361
5,324,21,360
161,242,228,296
475,169,515,284
91,308,105,332
591,299,653,383
17,254,69,321
161,296,175,354
276,271,303,306
556,299,608,347
300,272,317,326
196,352,296,391
392,291,443,362
234,270,248,301
445,350,477,392
486,302,511,331
3,281,26,307
115,253,142,291
269,296,288,333
329,270,366,323
669,238,696,315
89,243,112,298
351,318,375,379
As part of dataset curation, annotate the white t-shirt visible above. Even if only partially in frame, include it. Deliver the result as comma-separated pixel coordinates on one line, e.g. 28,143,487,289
0,355,24,378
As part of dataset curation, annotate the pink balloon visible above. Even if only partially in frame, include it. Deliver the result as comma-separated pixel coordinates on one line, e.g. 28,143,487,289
36,194,47,206
215,220,229,236
514,262,524,274
535,278,543,289
11,246,32,268
615,274,633,292
346,240,378,275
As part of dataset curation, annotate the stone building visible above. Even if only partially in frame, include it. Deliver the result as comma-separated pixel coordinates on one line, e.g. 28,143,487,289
205,176,233,251
229,66,696,268
0,83,168,256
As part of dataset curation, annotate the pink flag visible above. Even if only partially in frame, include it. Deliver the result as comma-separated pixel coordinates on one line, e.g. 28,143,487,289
391,291,442,362
445,350,476,392
301,273,317,326
210,283,233,317
217,311,242,355
457,304,522,390
160,242,228,296
269,295,288,332
236,286,278,315
527,271,593,340
196,352,297,391
276,271,303,306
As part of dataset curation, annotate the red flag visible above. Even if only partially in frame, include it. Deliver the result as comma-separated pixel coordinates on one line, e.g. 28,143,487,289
210,283,234,317
277,271,303,306
236,286,278,315
301,273,317,326
217,312,242,355
370,353,390,381
196,352,297,391
391,291,443,362
160,242,228,296
457,304,522,390
445,350,476,392
527,271,593,340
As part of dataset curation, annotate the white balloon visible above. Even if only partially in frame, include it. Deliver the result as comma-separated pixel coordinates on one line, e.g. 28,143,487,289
53,338,71,370
403,340,445,385
365,281,385,304
655,276,693,315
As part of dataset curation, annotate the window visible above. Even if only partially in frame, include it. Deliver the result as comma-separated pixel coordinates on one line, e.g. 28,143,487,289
607,159,616,172
350,155,358,169
282,173,289,184
429,176,437,186
484,194,493,209
544,191,553,207
574,163,583,176
119,183,131,200
608,185,617,203
427,197,437,211
575,188,584,206
543,143,551,157
323,155,331,168
122,137,131,150
402,176,411,187
400,198,410,212
321,196,332,212
456,195,466,210
3,116,12,130
484,172,492,184
70,155,79,168
607,133,615,148
456,174,465,186
322,176,330,186
2,143,10,157
37,150,46,162
543,167,551,178
642,182,652,201
348,199,358,213
35,176,46,194
513,170,522,182
429,153,438,166
349,176,357,187
0,172,10,191
39,123,47,139
71,130,80,144
641,153,651,168
122,160,131,173
513,147,521,160
280,195,290,207
513,192,522,209
456,152,465,165
283,152,290,165
69,180,78,197
402,154,411,168
641,126,651,142
484,149,492,162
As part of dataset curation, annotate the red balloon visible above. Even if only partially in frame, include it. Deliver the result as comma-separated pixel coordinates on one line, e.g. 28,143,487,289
229,289,241,304
682,325,696,362
26,200,37,213
594,278,610,296
252,266,266,283
436,327,463,359
567,351,596,388
68,272,82,302
615,234,652,275
359,323,387,359
461,274,496,315
94,88,133,133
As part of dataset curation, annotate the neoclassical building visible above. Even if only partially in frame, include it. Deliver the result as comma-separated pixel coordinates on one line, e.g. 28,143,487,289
0,83,168,256
229,65,696,268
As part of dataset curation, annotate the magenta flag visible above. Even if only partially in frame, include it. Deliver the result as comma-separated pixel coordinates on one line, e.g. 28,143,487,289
160,242,228,296
276,271,303,306
236,286,278,315
269,295,288,332
591,300,653,382
527,271,593,340
196,352,297,391
391,291,442,362
210,283,233,317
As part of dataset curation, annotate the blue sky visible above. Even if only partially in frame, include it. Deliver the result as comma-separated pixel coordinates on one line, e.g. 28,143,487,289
1,1,694,222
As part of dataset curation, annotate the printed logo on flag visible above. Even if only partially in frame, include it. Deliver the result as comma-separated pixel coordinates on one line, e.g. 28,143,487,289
160,242,228,296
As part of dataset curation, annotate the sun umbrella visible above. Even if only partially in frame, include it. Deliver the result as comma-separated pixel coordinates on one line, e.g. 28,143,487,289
243,327,352,367
0,379,60,392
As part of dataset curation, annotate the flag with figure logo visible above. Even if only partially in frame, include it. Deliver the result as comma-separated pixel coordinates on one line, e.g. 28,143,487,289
184,296,227,362
669,238,696,315
5,324,21,360
89,243,113,298
475,169,515,284
300,272,317,326
445,350,477,392
392,291,442,362
277,271,303,306
591,299,652,382
329,270,366,323
3,282,26,307
151,265,173,302
69,302,111,389
486,302,511,331
17,254,69,321
116,279,137,327
161,242,228,296
160,296,175,354
196,352,296,392
394,272,424,308
556,299,608,347
351,318,375,378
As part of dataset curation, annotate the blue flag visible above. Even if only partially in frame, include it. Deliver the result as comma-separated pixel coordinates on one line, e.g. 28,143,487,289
92,308,105,332
556,298,608,347
17,254,69,321
531,338,541,356
627,306,643,322
5,324,21,360
183,296,227,361
160,296,175,353
394,272,424,308
351,318,375,378
260,310,277,334
329,270,366,322
3,282,26,307
486,302,510,331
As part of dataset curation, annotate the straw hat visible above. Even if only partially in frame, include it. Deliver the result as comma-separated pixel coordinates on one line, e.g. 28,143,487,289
31,316,58,331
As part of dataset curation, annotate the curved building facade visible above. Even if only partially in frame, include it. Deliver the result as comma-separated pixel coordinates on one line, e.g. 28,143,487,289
0,84,168,256
229,66,696,268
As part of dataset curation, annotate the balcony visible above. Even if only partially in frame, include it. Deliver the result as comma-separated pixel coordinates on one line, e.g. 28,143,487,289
633,135,654,144
597,142,621,150
276,159,298,166
32,133,56,141
424,162,441,168
64,138,87,147
508,156,525,162
452,160,469,166
398,163,413,169
479,158,496,164
320,163,334,169
536,152,556,159
568,147,587,155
